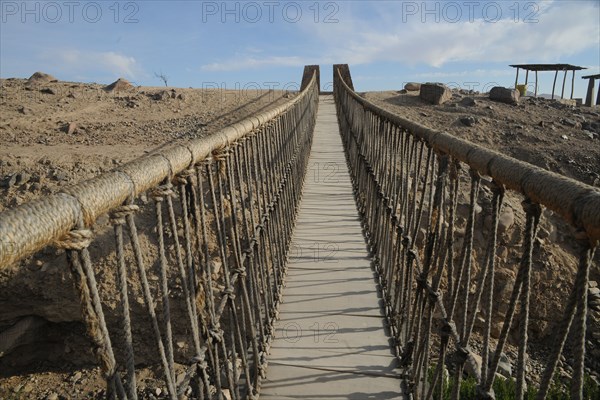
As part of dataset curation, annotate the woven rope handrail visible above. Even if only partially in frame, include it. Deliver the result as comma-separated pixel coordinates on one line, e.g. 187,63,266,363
334,65,597,399
335,68,600,245
0,73,318,268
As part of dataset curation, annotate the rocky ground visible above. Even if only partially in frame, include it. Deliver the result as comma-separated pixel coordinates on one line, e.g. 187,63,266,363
0,76,599,398
365,89,600,186
0,73,294,212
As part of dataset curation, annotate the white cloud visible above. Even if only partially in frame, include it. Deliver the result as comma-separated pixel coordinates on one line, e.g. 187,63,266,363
300,0,600,68
201,55,314,72
413,69,515,79
200,1,598,75
42,49,142,78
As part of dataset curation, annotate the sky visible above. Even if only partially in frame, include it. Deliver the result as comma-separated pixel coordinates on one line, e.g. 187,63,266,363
1,0,599,98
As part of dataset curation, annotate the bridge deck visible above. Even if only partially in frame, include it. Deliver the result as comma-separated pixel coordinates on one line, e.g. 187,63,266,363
260,96,404,399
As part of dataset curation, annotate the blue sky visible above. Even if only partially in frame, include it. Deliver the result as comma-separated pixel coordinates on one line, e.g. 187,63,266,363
1,0,599,98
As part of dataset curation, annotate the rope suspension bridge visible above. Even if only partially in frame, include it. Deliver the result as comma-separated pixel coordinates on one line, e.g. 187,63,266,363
0,65,598,399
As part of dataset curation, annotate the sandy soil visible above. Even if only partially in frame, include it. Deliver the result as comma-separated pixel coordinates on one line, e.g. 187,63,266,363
0,77,294,211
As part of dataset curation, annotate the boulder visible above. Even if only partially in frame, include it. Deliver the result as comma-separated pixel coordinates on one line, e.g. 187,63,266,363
26,72,57,86
419,83,452,105
465,352,482,380
16,172,31,185
64,122,78,135
18,106,33,115
152,90,171,101
104,78,134,93
2,174,18,188
460,97,477,107
404,82,421,91
497,352,513,378
489,87,519,104
498,208,515,233
460,116,478,127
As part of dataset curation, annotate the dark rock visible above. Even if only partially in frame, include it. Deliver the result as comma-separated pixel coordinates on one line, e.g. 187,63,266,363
64,122,78,135
497,352,512,378
2,174,18,188
460,116,478,127
52,171,67,181
561,118,580,128
152,91,171,101
498,208,515,233
16,172,31,185
404,82,421,91
398,89,408,94
583,131,597,140
40,87,56,95
177,93,186,100
489,87,519,104
582,120,600,133
18,106,33,115
459,97,477,107
420,83,452,105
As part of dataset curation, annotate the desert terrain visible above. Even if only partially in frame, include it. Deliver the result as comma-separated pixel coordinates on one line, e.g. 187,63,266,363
1,74,599,399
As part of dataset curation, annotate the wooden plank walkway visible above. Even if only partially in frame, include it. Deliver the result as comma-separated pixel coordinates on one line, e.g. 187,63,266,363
260,96,404,399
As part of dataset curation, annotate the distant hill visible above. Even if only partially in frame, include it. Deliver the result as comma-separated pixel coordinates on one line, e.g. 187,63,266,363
525,91,568,99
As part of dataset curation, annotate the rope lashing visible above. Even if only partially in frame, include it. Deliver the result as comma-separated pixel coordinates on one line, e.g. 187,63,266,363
55,228,93,250
109,204,139,225
150,183,174,201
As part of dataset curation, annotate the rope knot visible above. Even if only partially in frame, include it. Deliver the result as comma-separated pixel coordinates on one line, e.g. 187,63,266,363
490,179,505,195
440,319,457,339
521,198,542,217
455,345,470,365
416,272,428,289
109,204,139,225
150,183,174,201
429,289,441,305
234,266,247,278
223,286,236,300
209,326,223,343
469,168,481,180
258,352,268,378
174,169,194,185
55,229,93,250
407,248,418,262
213,147,230,161
192,352,208,370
